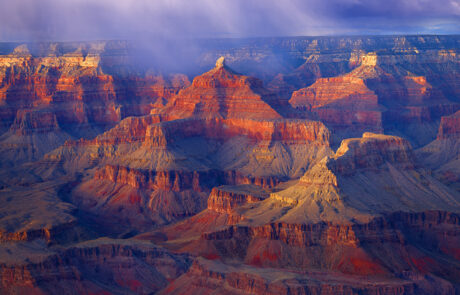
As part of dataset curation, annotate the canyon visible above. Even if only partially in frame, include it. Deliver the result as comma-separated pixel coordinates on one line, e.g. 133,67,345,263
0,36,459,294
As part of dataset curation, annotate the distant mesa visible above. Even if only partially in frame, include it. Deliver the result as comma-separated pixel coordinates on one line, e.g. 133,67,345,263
12,44,31,56
289,55,384,137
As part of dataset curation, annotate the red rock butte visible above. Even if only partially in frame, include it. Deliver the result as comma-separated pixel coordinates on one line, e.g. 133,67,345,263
161,56,282,120
0,36,459,294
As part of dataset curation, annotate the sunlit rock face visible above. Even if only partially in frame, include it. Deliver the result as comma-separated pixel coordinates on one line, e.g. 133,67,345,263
161,56,283,120
207,185,269,214
289,72,383,137
0,42,190,164
155,133,460,293
0,36,459,295
289,51,459,144
45,59,332,232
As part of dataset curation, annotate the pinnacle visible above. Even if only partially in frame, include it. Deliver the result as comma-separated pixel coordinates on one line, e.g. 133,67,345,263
215,56,226,68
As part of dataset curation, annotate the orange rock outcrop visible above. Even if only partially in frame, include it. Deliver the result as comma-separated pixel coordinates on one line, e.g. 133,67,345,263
161,57,282,120
207,185,269,213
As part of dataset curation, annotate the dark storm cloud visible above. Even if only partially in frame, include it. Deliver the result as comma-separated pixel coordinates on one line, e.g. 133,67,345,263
0,0,458,41
330,0,459,18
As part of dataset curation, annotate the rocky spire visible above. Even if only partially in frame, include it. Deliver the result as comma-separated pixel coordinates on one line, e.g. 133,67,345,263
215,56,226,68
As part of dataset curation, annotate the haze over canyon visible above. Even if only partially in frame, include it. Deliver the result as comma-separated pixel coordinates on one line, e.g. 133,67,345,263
0,30,459,295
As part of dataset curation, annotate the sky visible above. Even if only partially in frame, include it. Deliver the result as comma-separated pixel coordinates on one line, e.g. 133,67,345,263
0,0,459,42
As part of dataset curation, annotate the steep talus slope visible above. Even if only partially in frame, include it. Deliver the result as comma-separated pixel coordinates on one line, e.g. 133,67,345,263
161,257,453,295
273,133,458,224
153,133,460,292
0,181,78,243
417,110,460,192
42,58,332,232
0,36,459,294
0,238,191,295
159,57,283,120
0,109,71,167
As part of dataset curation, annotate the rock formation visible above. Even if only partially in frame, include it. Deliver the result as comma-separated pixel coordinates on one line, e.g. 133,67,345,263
0,36,459,294
162,257,454,295
0,43,190,164
289,51,459,145
290,73,383,137
44,58,332,231
207,185,269,214
437,110,460,140
0,238,191,294
417,111,460,192
152,133,460,292
160,56,283,120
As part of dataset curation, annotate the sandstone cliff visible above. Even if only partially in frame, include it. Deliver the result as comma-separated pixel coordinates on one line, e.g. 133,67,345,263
153,133,460,290
160,256,453,295
0,238,191,294
0,43,190,164
289,51,459,145
38,58,335,232
1,36,460,294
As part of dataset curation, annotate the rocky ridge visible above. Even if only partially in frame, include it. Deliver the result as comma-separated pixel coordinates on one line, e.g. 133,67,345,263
0,36,459,294
0,43,190,164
